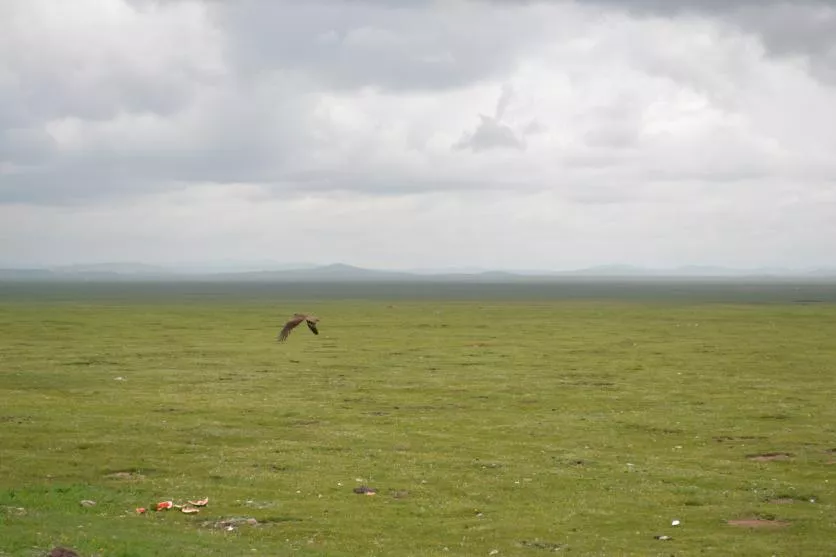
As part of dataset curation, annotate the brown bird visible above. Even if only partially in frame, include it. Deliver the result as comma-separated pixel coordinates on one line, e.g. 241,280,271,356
277,313,320,342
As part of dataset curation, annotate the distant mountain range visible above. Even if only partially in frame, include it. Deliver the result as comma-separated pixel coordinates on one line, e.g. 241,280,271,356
1,262,835,282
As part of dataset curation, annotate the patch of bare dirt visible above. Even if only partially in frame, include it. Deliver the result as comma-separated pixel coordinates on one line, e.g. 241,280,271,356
712,435,764,443
201,516,260,530
49,548,80,557
746,452,792,462
727,518,789,528
518,539,566,552
768,498,797,505
1,506,26,515
105,471,146,480
353,485,377,495
0,415,32,424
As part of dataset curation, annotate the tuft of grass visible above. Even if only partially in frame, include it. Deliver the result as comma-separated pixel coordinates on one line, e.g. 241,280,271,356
1,287,835,555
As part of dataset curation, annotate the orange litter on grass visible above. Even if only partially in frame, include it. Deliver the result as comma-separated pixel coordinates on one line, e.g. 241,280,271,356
146,497,208,514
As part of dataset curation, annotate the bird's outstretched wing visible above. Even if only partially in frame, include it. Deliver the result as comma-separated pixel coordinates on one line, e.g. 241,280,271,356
306,318,319,335
278,314,306,342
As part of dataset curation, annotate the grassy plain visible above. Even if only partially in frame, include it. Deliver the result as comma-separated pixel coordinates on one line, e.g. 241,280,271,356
1,281,835,556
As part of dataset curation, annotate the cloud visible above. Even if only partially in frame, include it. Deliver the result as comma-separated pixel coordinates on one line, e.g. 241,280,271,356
213,0,559,92
5,180,834,270
579,0,836,82
454,115,525,152
1,0,835,269
454,85,529,152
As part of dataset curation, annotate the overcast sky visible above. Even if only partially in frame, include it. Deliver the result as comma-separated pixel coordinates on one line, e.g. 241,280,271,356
2,0,835,271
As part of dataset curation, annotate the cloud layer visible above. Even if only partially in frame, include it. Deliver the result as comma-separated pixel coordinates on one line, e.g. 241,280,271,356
2,0,835,269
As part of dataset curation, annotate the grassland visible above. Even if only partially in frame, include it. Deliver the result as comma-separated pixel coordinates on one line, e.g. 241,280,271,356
1,281,835,556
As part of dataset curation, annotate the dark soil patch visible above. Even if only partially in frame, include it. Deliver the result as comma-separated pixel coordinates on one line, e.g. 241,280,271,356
290,419,320,427
564,380,616,388
758,413,792,420
746,452,792,462
353,485,377,495
727,518,789,528
767,494,817,504
552,457,587,467
620,423,683,434
257,516,303,524
201,516,259,530
103,469,150,480
49,548,80,557
713,435,765,443
0,415,32,424
200,515,302,530
63,358,119,366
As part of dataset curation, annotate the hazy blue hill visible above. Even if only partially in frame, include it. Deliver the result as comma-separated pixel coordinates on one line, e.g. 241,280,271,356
0,268,56,280
556,264,649,276
1,261,834,283
51,262,170,275
204,263,419,282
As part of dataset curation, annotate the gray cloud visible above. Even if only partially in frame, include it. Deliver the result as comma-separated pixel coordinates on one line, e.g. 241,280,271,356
580,0,836,81
454,115,525,152
574,0,831,16
578,96,643,149
212,0,553,92
0,0,567,204
454,84,528,152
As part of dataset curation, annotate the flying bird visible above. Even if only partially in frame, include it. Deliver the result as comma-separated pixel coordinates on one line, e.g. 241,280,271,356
277,313,320,342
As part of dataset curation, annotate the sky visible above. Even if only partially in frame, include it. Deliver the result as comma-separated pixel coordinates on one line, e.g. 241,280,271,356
1,0,835,271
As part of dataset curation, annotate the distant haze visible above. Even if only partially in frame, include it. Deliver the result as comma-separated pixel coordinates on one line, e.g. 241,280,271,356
1,262,834,282
2,0,835,270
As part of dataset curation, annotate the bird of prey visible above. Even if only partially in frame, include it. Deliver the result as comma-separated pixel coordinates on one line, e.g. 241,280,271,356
277,313,320,342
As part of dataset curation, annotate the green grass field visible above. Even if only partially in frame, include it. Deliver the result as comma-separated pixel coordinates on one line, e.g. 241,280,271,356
1,282,835,556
